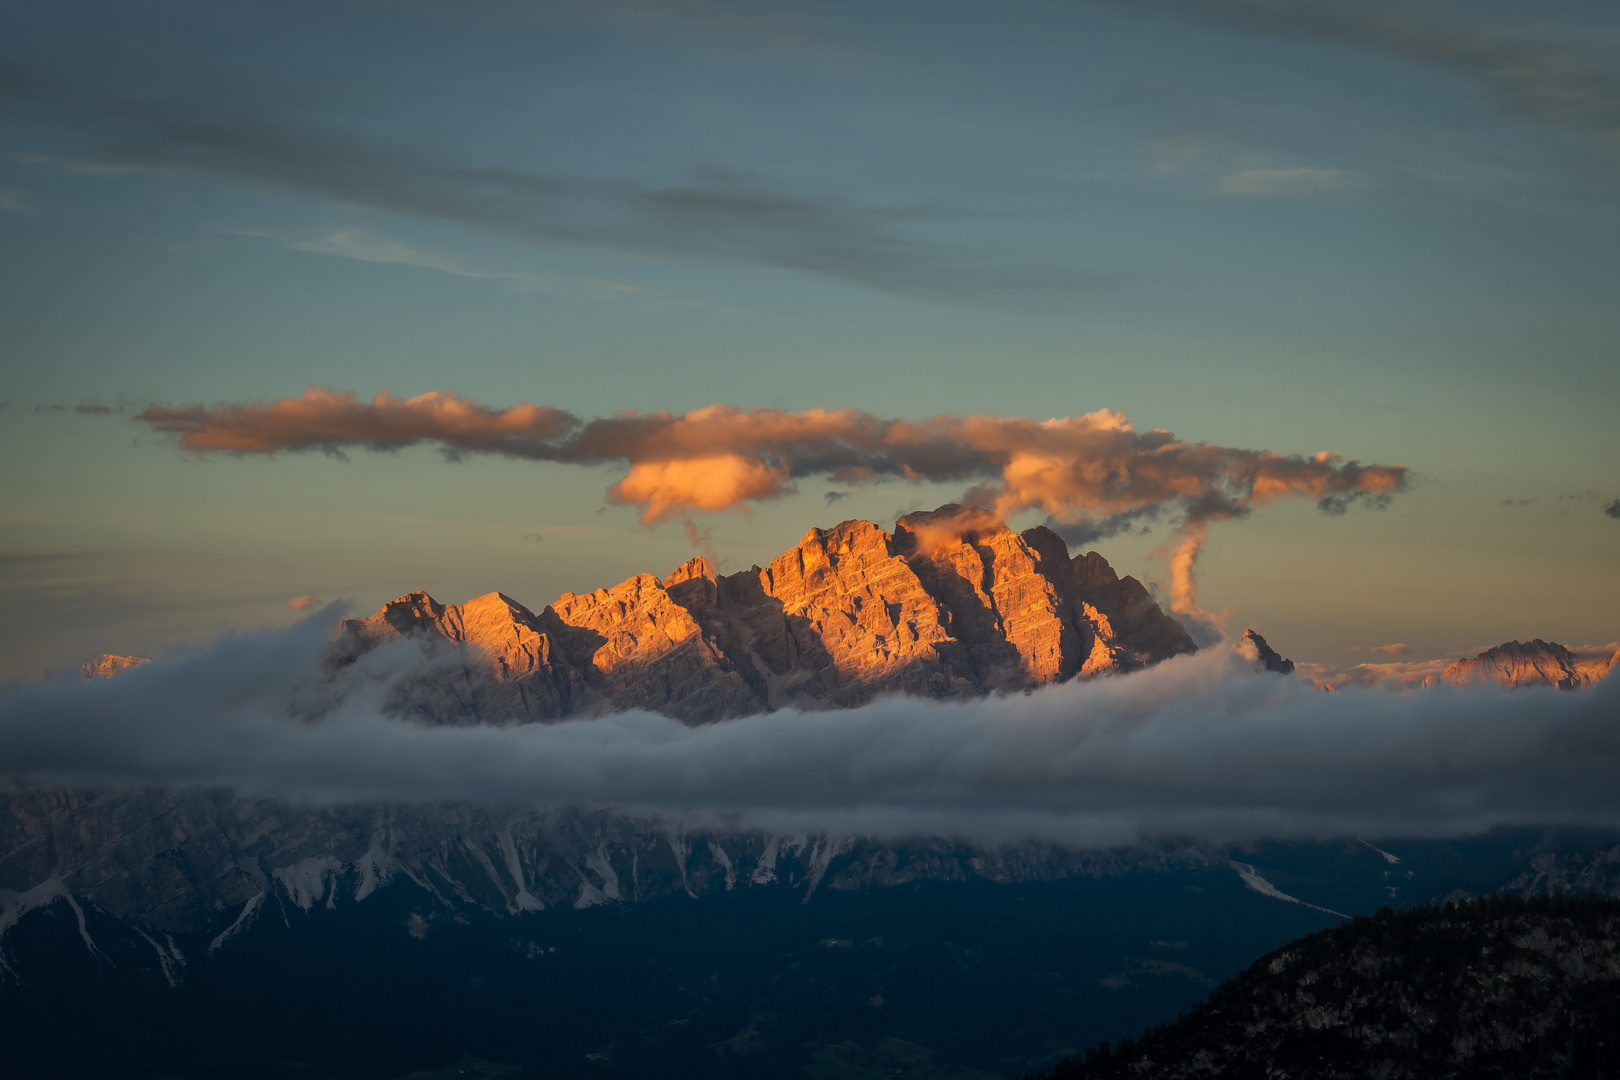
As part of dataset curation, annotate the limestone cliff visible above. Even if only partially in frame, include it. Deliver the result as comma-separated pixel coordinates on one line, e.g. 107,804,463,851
1436,639,1617,692
335,505,1197,723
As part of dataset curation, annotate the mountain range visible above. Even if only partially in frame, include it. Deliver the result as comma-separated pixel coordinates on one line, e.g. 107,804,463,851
6,505,1217,951
326,504,1197,726
81,505,1617,714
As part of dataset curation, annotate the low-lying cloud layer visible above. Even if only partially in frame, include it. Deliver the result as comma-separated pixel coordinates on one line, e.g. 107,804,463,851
1,613,1614,847
134,389,1407,623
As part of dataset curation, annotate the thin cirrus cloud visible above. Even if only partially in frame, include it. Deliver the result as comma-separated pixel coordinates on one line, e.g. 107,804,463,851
131,387,1408,626
1221,168,1352,198
1,614,1618,846
0,58,1084,303
1119,0,1620,154
213,226,571,293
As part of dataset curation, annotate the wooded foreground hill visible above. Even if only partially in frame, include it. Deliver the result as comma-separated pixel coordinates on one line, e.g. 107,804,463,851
1027,894,1620,1080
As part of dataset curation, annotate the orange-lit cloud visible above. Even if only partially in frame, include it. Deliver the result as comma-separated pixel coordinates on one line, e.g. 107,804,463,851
139,387,577,459
287,595,321,611
1297,658,1455,691
1369,643,1411,656
139,389,1407,620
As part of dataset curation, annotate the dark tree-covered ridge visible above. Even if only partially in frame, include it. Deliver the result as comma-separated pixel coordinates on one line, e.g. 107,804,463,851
1027,894,1620,1080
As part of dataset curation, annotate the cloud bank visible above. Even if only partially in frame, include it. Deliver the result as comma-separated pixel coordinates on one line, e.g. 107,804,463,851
1,614,1615,847
134,388,1407,623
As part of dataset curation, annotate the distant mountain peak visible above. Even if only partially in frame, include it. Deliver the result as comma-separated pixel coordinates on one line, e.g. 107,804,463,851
1437,639,1616,691
1241,629,1295,676
80,654,149,681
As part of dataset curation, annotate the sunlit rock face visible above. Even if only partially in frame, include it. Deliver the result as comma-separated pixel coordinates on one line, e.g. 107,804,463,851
1437,639,1617,692
80,654,150,680
333,505,1198,725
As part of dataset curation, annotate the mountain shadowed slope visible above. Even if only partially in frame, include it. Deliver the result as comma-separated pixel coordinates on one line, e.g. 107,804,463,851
1241,629,1295,676
1025,895,1620,1080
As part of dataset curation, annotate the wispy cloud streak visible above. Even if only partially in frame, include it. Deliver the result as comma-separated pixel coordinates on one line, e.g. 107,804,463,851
0,57,1076,300
1120,0,1620,152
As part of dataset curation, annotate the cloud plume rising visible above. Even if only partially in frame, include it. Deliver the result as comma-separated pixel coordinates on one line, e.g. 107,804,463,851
135,388,1407,623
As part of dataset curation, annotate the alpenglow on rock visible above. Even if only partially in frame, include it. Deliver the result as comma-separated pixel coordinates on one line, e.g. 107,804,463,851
1435,639,1618,692
80,654,150,680
336,504,1197,725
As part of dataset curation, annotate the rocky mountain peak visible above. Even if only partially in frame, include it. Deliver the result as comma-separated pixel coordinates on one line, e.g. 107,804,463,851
1242,629,1296,676
1438,639,1616,691
663,555,715,589
316,505,1199,724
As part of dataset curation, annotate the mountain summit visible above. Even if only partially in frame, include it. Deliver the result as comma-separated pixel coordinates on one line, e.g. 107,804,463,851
1436,639,1617,692
338,504,1197,725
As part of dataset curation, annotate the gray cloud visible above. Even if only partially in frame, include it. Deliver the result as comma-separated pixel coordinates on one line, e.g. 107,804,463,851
1043,506,1162,547
0,59,1083,302
32,399,132,415
1605,498,1620,519
1115,0,1620,153
454,0,857,67
1317,490,1392,516
1,613,1617,847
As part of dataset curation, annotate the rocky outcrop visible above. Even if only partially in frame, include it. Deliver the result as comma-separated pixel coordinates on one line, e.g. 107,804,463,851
334,505,1197,724
1242,629,1295,676
80,654,149,680
1017,521,1198,672
335,591,582,724
1436,640,1617,692
1502,846,1620,900
548,572,762,721
715,517,978,709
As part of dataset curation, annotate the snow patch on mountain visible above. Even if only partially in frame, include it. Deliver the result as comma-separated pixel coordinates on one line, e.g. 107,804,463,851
1230,861,1346,918
274,856,343,911
209,892,265,955
0,876,108,973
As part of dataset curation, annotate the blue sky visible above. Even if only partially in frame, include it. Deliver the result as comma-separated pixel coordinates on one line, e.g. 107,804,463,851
1,0,1617,683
